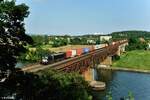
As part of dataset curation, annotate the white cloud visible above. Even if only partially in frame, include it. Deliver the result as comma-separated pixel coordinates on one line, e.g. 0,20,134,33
93,32,106,35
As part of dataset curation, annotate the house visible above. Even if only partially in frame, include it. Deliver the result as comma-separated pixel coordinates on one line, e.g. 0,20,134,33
87,39,96,44
100,35,112,41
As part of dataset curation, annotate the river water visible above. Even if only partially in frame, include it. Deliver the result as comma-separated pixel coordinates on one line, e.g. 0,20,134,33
93,69,150,100
15,62,34,68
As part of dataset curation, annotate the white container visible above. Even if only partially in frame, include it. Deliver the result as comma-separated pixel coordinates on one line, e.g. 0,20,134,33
112,42,115,45
101,44,108,47
71,50,77,57
94,45,101,50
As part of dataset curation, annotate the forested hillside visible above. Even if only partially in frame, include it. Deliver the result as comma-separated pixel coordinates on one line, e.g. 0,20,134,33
111,31,150,39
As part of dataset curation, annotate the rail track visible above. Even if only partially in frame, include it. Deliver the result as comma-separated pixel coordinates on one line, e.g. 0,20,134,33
22,40,128,73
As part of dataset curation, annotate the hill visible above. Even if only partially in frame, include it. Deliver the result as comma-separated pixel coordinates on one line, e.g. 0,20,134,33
111,31,150,39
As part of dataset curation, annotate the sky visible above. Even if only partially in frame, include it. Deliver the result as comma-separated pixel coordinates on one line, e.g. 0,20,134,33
16,0,150,35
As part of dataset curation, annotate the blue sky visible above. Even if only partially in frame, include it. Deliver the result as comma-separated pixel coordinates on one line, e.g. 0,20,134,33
16,0,150,35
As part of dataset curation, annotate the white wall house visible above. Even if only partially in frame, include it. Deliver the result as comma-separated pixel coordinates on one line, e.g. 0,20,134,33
100,36,112,41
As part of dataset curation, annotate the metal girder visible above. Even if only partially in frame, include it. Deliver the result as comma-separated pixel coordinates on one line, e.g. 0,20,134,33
24,40,128,73
60,40,128,72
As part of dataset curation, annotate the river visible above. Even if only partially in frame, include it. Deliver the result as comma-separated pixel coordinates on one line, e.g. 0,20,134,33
92,69,150,100
15,61,34,68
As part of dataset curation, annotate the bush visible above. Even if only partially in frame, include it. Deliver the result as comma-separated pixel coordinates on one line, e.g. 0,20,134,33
126,38,148,51
1,69,92,100
19,47,52,62
112,55,120,61
37,70,92,100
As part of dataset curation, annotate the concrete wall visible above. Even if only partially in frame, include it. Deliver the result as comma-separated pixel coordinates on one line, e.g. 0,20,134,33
100,56,112,66
82,68,94,81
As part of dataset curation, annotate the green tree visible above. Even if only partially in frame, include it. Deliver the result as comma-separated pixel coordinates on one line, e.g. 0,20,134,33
111,30,150,39
35,70,92,100
1,69,92,100
31,35,48,46
0,0,32,74
52,38,68,47
71,37,82,45
126,38,148,51
0,1,92,100
52,39,61,47
96,39,100,44
19,47,52,62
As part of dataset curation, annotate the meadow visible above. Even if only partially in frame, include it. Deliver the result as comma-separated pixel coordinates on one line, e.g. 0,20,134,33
113,50,150,70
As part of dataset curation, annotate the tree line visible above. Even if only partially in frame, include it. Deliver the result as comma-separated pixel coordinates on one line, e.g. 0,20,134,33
0,1,92,99
111,31,149,51
112,31,150,40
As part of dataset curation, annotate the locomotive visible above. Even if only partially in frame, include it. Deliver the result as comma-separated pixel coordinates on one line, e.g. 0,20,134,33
41,52,66,65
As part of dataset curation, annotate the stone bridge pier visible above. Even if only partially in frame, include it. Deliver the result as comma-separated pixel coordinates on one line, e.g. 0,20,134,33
99,42,128,67
116,42,128,56
82,67,95,81
82,66,106,90
100,56,112,66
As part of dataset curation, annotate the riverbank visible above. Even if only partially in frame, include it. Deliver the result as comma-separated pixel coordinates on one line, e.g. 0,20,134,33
98,66,150,74
112,50,150,70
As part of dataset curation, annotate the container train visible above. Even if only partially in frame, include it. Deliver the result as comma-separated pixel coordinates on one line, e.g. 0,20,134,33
41,52,66,65
40,43,110,65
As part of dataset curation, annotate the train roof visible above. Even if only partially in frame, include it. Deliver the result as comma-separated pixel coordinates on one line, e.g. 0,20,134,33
52,52,65,56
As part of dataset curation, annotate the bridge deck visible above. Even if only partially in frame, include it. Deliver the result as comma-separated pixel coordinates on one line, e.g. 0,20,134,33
22,40,128,73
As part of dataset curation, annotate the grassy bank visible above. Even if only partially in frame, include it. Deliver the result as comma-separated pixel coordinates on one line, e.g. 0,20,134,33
112,50,150,70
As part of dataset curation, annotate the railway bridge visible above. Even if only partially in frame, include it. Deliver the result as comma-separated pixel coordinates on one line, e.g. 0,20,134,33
22,40,128,81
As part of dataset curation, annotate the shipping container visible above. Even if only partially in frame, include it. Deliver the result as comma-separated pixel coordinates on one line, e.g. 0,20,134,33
112,42,115,45
71,49,77,57
93,44,109,50
101,44,108,48
83,48,90,54
91,45,95,51
76,48,83,56
66,50,72,58
94,45,101,50
88,46,94,51
53,52,66,61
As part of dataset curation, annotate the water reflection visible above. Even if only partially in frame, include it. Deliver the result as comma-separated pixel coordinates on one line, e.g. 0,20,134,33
97,69,114,83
